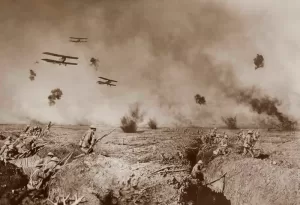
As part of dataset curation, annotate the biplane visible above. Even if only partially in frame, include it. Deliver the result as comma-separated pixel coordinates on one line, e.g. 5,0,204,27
41,52,79,66
97,76,117,86
69,37,88,43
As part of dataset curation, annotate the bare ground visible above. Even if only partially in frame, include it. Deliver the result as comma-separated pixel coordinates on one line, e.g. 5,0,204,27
1,124,299,205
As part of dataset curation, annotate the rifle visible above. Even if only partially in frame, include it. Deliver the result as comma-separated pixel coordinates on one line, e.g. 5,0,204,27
39,152,73,189
86,129,116,153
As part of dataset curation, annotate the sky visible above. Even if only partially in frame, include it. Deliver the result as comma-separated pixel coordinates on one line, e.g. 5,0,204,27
1,0,300,126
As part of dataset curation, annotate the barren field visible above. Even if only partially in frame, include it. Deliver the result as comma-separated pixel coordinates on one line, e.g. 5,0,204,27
1,124,300,205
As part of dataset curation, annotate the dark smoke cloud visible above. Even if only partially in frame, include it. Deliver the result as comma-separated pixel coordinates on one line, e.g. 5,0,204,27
0,0,299,126
48,88,63,106
195,94,206,105
231,87,297,129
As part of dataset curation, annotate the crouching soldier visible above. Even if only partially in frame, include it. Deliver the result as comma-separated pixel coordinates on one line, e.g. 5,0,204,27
191,160,205,185
27,163,47,190
43,157,61,176
78,125,97,154
35,152,54,167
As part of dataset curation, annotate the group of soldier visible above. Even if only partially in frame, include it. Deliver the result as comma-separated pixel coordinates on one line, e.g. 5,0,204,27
0,124,49,163
27,152,61,190
178,128,261,204
26,124,98,192
201,127,260,158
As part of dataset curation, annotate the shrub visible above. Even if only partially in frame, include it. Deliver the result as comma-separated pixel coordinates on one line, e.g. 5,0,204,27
221,116,238,129
148,118,157,129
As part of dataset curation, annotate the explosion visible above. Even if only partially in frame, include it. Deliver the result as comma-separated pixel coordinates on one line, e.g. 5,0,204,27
234,88,297,130
48,88,63,106
195,94,206,105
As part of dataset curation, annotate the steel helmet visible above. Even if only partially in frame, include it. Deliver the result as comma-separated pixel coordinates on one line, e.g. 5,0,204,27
51,157,60,162
197,160,203,164
90,125,96,129
47,152,54,157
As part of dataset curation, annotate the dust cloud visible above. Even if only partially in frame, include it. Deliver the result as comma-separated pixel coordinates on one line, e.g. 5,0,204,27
0,0,300,127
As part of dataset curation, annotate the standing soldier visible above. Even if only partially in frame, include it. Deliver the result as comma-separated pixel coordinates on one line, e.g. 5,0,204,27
210,127,218,144
27,163,47,190
219,133,229,155
78,125,97,154
243,130,255,158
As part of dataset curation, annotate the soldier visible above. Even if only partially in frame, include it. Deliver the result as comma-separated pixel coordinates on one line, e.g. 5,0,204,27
0,141,10,160
78,125,97,154
210,128,218,144
5,136,13,144
219,134,229,155
237,129,244,141
43,156,61,175
2,145,17,163
191,160,204,184
243,130,255,158
27,163,47,190
36,152,54,168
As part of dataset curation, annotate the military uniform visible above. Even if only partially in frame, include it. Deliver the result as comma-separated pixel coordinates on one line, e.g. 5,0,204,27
191,160,204,184
43,157,61,176
36,152,54,168
79,125,96,154
27,164,47,190
210,128,218,144
219,134,228,155
243,130,255,158
2,145,18,162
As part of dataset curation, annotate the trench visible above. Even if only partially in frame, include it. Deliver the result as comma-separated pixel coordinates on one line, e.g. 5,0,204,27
183,144,231,205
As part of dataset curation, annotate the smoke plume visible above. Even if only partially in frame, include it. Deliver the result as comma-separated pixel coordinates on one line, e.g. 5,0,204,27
0,0,300,126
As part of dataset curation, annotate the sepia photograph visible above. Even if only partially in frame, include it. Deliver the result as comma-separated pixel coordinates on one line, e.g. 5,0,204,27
0,0,299,204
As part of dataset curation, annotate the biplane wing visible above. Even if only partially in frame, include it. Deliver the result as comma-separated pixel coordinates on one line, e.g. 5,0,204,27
108,84,116,86
98,77,118,82
69,37,88,39
42,52,79,59
41,59,77,65
69,40,87,43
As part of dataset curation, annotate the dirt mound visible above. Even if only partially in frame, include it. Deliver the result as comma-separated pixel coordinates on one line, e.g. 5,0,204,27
38,142,82,161
204,155,299,205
